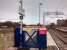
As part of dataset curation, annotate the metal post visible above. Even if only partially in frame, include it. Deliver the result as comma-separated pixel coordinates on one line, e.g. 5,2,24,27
39,4,40,24
43,14,45,26
19,0,24,49
20,19,23,34
18,0,29,50
38,3,42,50
19,19,23,48
39,3,42,24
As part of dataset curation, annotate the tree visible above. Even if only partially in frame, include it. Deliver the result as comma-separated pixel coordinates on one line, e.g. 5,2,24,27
50,23,55,29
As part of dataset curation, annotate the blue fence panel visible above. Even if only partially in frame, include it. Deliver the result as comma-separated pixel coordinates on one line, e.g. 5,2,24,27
14,27,47,48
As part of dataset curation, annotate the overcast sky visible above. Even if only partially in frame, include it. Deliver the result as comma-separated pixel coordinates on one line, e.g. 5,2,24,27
0,0,67,25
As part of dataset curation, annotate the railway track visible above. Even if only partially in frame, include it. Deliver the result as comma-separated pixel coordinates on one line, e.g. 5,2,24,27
48,29,67,50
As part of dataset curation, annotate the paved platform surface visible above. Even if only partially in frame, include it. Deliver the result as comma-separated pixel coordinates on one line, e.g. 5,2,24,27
47,32,57,46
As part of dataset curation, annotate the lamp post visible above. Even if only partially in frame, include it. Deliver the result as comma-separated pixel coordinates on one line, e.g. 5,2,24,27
43,13,45,26
39,3,43,50
39,3,42,25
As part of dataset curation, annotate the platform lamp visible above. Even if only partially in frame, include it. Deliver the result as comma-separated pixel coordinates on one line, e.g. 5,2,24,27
38,3,43,25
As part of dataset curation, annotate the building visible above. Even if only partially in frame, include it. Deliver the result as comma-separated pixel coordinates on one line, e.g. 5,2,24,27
57,19,67,27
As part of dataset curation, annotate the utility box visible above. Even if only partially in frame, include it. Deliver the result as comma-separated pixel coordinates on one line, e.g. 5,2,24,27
37,28,47,48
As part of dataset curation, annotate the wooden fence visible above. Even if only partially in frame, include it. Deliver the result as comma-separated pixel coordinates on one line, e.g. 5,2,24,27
0,27,16,50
